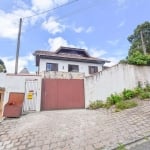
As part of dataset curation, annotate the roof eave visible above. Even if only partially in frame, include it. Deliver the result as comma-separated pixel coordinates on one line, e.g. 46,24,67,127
39,55,106,64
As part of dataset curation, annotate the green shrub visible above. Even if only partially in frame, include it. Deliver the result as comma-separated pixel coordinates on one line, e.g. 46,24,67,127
144,83,150,92
107,93,123,105
139,92,150,99
134,87,143,96
127,51,150,65
122,89,135,100
116,101,138,110
89,100,104,109
103,102,111,109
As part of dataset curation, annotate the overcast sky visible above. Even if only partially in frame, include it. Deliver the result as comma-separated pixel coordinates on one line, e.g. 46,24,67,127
0,0,150,73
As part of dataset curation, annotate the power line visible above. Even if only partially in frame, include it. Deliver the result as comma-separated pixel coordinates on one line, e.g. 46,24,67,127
23,0,79,19
51,0,101,22
24,0,101,30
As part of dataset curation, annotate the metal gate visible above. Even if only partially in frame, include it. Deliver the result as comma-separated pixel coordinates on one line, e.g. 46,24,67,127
23,79,38,112
41,79,85,110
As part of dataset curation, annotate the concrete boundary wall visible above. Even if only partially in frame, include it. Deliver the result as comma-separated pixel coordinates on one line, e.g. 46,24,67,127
0,73,6,88
40,71,84,79
84,64,150,107
0,74,42,112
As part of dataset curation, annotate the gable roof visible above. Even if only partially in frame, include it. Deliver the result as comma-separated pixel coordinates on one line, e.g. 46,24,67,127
55,46,90,57
33,46,110,66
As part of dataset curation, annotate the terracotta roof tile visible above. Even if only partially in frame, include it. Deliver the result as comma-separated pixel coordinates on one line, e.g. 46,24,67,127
33,50,110,62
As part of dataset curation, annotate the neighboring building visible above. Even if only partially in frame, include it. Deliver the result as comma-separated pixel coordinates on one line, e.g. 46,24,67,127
33,46,110,76
19,68,30,74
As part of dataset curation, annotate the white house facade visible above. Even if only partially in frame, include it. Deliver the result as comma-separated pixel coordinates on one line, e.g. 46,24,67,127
33,47,109,76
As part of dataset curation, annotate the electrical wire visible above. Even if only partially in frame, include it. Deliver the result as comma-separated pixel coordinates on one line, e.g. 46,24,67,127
22,0,79,19
51,0,101,22
24,0,101,29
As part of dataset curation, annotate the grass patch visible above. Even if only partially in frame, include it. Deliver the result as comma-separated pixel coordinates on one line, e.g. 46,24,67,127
122,89,135,100
139,92,150,99
107,93,123,105
89,100,104,109
134,87,144,96
144,136,149,140
115,100,138,110
116,143,126,150
89,85,150,111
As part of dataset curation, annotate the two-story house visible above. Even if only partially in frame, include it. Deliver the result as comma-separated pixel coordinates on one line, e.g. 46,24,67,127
33,46,109,76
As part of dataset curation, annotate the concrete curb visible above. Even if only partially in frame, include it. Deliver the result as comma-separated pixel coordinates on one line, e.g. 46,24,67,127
112,135,150,150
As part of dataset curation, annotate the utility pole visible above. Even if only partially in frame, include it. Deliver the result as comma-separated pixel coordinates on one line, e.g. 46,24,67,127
140,30,146,55
15,18,22,74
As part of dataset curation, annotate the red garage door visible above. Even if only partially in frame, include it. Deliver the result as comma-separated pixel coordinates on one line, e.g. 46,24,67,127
41,79,85,110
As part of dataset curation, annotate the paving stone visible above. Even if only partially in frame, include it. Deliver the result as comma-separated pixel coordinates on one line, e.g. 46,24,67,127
84,145,95,150
0,146,5,150
18,145,26,150
41,144,50,150
3,140,10,146
1,101,150,149
6,143,14,149
11,147,18,150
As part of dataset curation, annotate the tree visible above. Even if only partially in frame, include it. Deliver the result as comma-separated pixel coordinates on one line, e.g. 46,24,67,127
127,51,150,65
0,59,6,73
120,21,150,66
128,21,150,55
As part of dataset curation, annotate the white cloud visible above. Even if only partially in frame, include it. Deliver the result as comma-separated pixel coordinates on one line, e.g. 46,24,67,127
32,0,54,11
48,37,72,51
0,54,34,73
48,37,90,52
0,0,71,39
0,10,19,39
107,39,119,46
0,0,92,39
104,57,119,67
32,0,69,12
73,27,84,33
90,49,107,58
72,26,94,33
42,17,66,34
0,8,35,39
13,0,29,9
86,26,94,33
48,37,107,58
118,20,125,28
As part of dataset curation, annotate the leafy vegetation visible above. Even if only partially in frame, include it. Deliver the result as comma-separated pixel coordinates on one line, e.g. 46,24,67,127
89,100,104,109
107,93,123,105
89,85,150,111
139,92,150,99
116,143,126,150
128,21,150,55
115,101,138,110
120,21,150,65
122,89,135,100
0,59,6,73
134,87,143,96
127,51,150,65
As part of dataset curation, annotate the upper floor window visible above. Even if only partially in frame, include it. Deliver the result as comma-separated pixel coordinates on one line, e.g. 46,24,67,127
68,64,79,72
46,63,58,71
89,66,98,74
